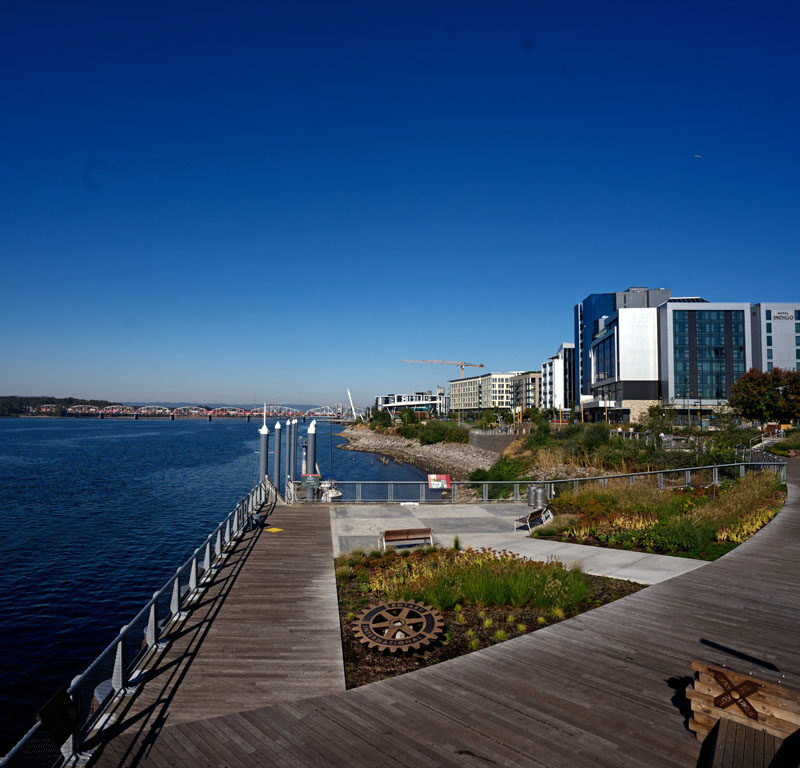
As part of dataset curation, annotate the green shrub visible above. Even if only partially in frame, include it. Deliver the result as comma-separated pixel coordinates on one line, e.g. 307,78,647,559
368,548,589,611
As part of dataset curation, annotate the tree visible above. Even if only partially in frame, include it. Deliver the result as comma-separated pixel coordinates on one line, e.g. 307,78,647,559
729,368,800,423
369,409,392,428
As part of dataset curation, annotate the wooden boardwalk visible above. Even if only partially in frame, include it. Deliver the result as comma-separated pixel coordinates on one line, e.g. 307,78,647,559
93,461,800,768
95,504,344,755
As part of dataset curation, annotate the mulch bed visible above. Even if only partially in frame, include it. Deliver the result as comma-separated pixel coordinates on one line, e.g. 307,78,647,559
336,567,642,689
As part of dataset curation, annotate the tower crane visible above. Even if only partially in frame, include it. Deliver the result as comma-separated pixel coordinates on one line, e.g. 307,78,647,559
401,359,485,378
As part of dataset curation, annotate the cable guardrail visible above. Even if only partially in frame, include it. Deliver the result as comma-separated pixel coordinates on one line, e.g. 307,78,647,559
332,459,787,504
1,477,278,768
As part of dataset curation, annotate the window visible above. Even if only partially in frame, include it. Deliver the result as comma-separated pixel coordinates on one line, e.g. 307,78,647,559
796,323,800,333
766,336,772,346
767,349,773,359
797,363,800,372
766,310,771,320
768,362,773,371
766,322,772,333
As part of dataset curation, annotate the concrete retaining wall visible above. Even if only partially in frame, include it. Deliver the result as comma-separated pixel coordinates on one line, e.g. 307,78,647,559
468,432,518,455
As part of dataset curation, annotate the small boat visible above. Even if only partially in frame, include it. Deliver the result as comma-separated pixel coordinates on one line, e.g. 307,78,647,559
319,480,342,502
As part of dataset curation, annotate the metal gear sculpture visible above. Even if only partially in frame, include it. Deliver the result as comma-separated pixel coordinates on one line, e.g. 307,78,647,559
352,601,444,653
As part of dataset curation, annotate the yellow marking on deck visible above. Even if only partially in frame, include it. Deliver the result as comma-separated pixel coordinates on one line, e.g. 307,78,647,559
265,527,284,533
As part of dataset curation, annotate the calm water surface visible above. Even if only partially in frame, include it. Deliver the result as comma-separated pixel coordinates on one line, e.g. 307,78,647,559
0,418,426,750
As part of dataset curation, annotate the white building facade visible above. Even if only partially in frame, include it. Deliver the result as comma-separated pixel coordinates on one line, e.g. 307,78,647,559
751,303,800,373
585,307,660,422
449,372,522,411
375,388,448,415
541,343,574,411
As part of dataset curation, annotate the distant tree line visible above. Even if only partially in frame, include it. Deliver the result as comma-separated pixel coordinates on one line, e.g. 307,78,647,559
0,396,115,417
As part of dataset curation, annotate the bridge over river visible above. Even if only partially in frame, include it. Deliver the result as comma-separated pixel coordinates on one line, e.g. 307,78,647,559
37,403,362,420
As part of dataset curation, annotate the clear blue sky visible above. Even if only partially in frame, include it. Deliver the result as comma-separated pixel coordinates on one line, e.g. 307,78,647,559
2,1,799,407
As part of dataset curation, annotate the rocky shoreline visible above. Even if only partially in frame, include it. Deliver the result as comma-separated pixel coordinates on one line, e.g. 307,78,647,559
336,427,496,480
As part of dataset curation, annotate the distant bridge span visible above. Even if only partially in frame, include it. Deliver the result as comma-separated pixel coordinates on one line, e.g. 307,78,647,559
51,403,364,419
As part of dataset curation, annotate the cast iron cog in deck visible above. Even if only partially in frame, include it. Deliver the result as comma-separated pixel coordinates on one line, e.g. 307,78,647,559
352,601,444,653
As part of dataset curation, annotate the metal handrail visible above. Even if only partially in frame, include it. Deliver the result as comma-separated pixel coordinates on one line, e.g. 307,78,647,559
1,476,279,768
332,460,787,504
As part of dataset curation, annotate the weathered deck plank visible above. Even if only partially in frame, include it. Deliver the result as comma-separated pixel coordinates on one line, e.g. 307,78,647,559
93,460,799,767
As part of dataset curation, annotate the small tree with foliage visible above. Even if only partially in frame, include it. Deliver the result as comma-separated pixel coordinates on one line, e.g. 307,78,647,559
729,368,800,423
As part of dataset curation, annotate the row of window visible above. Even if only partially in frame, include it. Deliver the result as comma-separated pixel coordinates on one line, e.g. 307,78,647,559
765,334,800,346
767,362,800,371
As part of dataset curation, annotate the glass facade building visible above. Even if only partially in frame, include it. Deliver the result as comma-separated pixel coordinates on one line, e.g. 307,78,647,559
658,301,751,405
672,309,746,399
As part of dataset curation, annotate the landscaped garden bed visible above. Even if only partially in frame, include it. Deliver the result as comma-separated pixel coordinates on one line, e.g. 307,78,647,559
530,471,786,560
335,547,641,688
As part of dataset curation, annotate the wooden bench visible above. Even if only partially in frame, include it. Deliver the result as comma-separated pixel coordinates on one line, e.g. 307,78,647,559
380,527,433,551
515,507,553,532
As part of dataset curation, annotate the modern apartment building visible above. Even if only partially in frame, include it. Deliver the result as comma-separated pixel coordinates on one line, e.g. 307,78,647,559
541,343,575,412
751,303,800,372
375,388,448,415
573,286,671,404
657,299,751,408
449,372,522,412
510,371,542,413
585,307,660,421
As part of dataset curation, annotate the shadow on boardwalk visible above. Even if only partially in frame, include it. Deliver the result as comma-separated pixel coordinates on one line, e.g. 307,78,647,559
92,461,800,768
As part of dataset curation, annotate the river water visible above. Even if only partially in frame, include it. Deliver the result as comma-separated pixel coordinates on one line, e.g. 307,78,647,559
0,417,427,751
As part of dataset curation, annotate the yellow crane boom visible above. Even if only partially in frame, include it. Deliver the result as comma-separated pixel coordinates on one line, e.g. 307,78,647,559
401,359,485,378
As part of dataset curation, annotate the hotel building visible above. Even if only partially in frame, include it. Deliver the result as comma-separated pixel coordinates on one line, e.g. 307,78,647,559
751,303,800,373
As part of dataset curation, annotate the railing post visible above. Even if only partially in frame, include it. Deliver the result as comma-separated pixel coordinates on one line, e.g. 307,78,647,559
573,480,579,491
203,540,212,576
224,518,232,548
513,483,519,501
387,483,393,502
452,483,457,503
356,483,361,502
601,477,608,487
740,464,745,479
658,472,664,490
111,625,135,695
60,681,92,764
170,568,186,619
420,483,425,502
189,549,199,592
713,466,719,486
629,475,635,486
482,483,488,502
145,595,159,648
215,528,222,559
685,469,691,487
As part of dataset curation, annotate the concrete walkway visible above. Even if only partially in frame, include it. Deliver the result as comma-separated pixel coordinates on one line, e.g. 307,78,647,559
329,502,707,584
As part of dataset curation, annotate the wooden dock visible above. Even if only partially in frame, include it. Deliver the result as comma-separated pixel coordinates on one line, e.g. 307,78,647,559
93,461,800,767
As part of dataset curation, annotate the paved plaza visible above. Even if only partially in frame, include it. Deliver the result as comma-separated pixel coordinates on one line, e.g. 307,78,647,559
329,501,708,584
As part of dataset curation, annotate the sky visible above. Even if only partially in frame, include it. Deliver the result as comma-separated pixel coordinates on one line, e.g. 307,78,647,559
2,1,799,407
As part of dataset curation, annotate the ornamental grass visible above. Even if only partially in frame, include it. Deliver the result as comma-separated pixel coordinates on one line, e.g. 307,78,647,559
536,471,785,557
366,547,589,611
